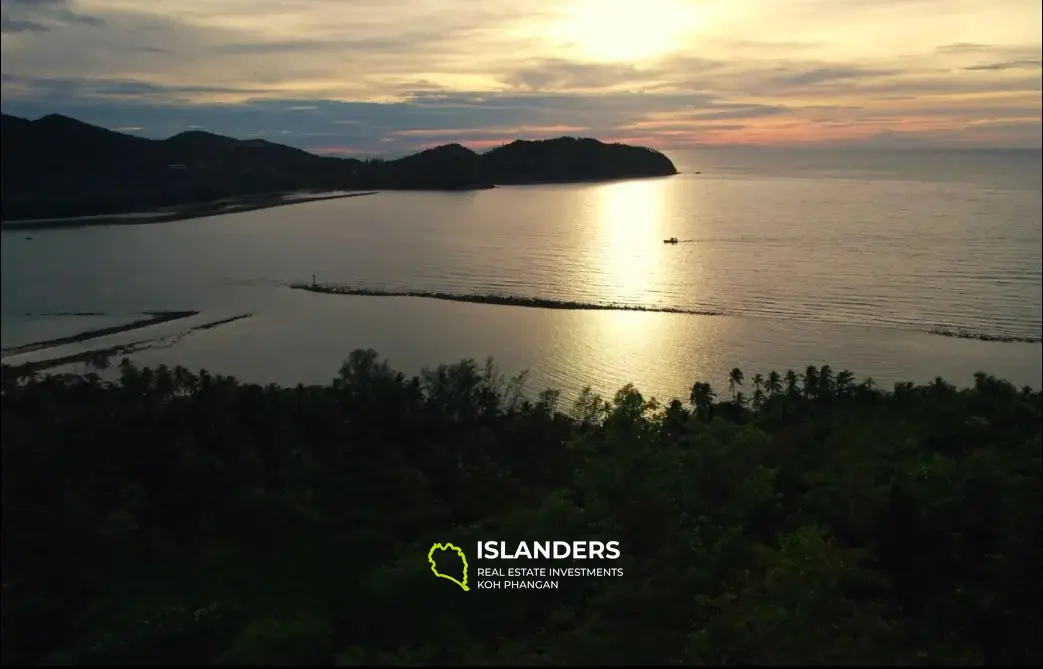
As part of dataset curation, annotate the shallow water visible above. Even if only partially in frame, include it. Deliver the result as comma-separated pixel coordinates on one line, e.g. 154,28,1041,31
103,291,1042,405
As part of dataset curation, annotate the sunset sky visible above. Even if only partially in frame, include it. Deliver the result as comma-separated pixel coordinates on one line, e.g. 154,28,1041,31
1,0,1040,155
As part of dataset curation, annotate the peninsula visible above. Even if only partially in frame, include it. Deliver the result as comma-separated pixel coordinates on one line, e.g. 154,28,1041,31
1,113,678,223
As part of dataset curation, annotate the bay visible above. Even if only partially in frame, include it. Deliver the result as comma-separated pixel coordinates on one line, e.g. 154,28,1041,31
3,147,1040,402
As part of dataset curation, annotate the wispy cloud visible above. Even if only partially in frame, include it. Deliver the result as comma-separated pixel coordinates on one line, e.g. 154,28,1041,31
964,59,1042,71
0,0,103,33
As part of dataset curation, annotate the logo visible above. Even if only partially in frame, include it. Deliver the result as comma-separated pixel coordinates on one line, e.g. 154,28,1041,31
428,540,623,591
428,542,469,591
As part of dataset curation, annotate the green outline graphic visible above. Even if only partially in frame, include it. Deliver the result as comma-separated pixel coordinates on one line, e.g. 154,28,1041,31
428,542,469,591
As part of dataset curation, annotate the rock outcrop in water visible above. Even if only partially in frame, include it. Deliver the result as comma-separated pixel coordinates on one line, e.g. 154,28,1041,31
0,113,678,221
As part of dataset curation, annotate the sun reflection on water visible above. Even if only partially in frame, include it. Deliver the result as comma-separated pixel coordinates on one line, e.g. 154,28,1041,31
543,179,711,402
592,179,672,305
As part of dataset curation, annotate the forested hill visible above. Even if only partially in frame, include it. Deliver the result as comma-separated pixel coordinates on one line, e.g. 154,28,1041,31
0,113,677,220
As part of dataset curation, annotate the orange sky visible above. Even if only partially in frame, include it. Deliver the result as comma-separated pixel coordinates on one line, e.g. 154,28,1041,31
1,0,1039,152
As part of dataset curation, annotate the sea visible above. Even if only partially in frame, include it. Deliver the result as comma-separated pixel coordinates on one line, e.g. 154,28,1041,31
2,147,1041,404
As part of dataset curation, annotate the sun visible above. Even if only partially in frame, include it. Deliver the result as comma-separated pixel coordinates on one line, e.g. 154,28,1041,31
546,0,703,63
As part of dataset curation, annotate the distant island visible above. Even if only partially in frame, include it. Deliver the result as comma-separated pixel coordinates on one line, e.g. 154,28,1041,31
0,113,678,222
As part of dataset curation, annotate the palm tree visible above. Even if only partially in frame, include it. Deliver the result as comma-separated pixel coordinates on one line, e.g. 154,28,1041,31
818,365,833,399
728,368,744,401
734,391,748,408
765,370,783,397
752,387,766,411
784,370,800,396
835,370,855,396
689,382,716,421
748,373,764,410
802,365,819,399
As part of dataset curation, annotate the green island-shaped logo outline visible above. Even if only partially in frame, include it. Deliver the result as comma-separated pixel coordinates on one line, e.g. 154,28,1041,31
428,542,469,591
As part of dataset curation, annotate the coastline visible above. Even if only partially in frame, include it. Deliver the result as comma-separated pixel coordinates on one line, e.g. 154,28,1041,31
2,191,379,231
1,312,253,375
2,172,679,232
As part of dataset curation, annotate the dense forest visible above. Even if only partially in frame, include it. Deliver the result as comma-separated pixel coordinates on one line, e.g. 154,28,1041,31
2,352,1040,665
1,113,677,221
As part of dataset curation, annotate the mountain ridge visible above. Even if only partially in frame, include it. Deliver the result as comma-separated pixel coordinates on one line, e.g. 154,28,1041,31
1,112,678,221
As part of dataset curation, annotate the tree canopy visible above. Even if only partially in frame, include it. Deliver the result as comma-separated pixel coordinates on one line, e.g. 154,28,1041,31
2,352,1040,665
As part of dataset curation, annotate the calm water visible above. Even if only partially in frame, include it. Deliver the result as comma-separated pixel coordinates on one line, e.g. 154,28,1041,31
2,148,1041,402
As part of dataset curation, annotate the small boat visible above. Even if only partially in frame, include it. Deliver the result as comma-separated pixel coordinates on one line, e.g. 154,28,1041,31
663,237,678,244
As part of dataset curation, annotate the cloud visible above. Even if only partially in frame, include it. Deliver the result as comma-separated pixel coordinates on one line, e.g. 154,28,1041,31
389,125,589,138
764,66,902,88
0,0,103,33
0,16,45,32
0,85,750,153
626,103,793,127
0,0,1040,150
504,59,662,93
0,72,273,102
964,59,1042,71
937,42,999,54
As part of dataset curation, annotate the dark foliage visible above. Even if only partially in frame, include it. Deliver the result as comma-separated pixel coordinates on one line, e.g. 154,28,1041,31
2,353,1040,665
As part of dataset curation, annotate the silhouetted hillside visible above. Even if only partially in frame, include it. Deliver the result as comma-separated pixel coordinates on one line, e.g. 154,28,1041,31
485,137,678,184
376,143,488,191
0,113,677,220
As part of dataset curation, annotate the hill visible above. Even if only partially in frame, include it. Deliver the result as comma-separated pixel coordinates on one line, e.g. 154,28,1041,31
0,113,678,220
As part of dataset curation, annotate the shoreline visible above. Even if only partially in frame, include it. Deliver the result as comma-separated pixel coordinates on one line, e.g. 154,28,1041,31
1,313,252,375
290,283,1042,344
1,310,199,356
2,172,678,232
2,192,379,231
